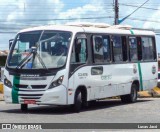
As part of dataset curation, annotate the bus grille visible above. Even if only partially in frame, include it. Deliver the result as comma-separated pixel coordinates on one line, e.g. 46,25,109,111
19,93,43,101
14,84,47,90
14,84,47,101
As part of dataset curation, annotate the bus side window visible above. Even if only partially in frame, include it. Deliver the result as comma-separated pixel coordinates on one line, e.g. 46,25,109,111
70,37,87,74
141,37,154,61
121,36,128,61
71,38,87,63
129,37,138,61
137,37,142,61
93,35,104,63
112,35,123,62
75,39,81,62
102,35,110,62
152,37,157,60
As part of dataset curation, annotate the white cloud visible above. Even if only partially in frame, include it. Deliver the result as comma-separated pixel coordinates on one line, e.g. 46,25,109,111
0,0,65,50
1,0,64,24
59,4,99,18
1,0,160,51
143,7,160,29
58,0,114,24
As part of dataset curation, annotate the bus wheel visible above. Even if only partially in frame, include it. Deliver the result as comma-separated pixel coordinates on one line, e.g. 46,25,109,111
21,104,28,111
73,90,82,112
120,84,137,103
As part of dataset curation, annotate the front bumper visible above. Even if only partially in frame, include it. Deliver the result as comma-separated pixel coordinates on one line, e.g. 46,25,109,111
4,85,67,105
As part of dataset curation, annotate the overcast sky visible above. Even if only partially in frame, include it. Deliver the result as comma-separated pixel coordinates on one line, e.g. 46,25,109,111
0,0,160,51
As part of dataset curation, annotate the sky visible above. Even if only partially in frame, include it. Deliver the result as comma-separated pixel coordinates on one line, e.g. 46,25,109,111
0,0,160,52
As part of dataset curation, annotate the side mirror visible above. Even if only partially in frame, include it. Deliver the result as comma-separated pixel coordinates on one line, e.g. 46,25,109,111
9,39,14,49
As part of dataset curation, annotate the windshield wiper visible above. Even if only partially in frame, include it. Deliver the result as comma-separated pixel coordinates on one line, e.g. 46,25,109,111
16,30,47,69
16,46,47,69
35,52,47,69
30,46,47,69
16,52,32,69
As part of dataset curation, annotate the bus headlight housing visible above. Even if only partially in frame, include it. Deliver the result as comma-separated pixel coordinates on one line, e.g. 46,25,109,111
4,76,12,88
49,76,64,89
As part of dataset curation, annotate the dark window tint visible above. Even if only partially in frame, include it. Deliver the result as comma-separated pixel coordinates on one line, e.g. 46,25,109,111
122,36,128,61
112,36,122,62
93,36,104,63
129,37,137,61
102,36,110,62
152,37,157,60
71,38,87,63
158,73,160,79
141,37,154,61
137,37,142,61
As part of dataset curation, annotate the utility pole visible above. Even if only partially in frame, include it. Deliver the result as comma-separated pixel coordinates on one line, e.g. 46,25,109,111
114,0,119,25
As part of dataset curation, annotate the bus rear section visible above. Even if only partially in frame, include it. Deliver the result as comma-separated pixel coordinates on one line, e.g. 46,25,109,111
68,31,157,107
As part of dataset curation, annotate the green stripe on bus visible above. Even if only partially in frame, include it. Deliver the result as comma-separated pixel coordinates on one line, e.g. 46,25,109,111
130,30,134,35
138,62,143,91
12,76,20,103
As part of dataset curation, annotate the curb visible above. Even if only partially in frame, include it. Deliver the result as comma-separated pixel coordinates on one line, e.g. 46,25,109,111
0,83,4,101
138,87,160,98
138,91,152,98
151,87,160,97
0,82,3,94
0,94,4,101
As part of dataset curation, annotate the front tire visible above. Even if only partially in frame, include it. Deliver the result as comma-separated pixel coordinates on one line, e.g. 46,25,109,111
73,90,82,112
21,104,28,111
120,84,138,103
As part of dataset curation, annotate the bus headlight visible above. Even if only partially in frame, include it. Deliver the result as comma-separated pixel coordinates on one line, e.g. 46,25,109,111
49,76,64,89
4,76,12,88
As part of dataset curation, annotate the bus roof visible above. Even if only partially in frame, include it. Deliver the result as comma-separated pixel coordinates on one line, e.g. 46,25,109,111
19,24,155,36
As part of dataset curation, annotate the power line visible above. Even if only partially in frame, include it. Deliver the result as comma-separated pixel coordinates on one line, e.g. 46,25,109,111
0,11,114,15
0,1,159,31
128,17,160,23
118,0,150,24
120,3,160,11
0,8,114,11
0,16,114,22
0,2,114,5
0,17,160,27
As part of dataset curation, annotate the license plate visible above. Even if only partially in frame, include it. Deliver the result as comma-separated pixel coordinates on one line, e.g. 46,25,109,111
24,100,36,104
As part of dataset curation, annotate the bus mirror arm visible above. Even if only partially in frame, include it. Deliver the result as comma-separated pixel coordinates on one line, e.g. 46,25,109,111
9,39,14,49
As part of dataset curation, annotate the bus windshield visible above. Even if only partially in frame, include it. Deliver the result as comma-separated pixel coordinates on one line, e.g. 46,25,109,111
8,30,72,69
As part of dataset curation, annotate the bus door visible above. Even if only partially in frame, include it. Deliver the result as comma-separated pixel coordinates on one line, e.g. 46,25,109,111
89,35,111,99
69,34,90,101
